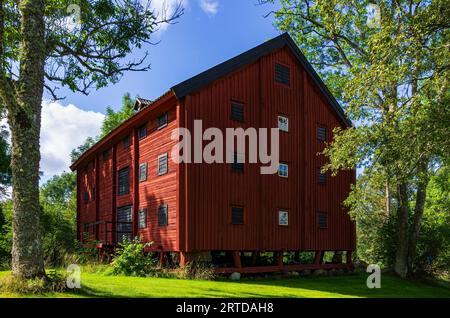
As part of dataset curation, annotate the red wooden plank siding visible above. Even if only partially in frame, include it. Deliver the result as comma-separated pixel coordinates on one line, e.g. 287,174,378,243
74,40,355,255
137,100,179,251
183,46,354,252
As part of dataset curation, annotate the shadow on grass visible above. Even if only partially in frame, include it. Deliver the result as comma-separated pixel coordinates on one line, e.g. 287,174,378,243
237,273,450,298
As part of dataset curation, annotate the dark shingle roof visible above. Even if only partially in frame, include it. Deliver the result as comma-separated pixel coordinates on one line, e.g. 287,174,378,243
171,32,351,127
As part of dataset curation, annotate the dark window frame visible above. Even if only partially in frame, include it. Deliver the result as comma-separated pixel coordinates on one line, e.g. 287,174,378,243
278,114,289,132
318,212,328,229
231,206,244,225
275,63,291,86
158,204,168,227
83,190,89,204
123,135,131,148
138,208,147,229
231,152,244,172
278,210,289,226
102,149,110,161
278,162,289,178
139,162,148,182
317,168,327,185
157,112,168,130
117,167,130,196
317,126,327,142
230,101,244,122
138,124,148,140
158,153,168,176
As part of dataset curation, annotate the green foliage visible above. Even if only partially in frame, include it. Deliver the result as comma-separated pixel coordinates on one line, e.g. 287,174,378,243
0,203,12,268
110,238,157,277
270,0,449,276
70,136,97,163
71,93,137,162
0,126,11,197
348,167,450,273
0,270,67,294
415,167,450,274
100,93,136,138
40,172,78,267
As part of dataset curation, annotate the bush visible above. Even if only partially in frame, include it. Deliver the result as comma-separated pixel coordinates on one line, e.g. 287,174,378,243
177,262,216,280
0,270,67,294
110,237,157,277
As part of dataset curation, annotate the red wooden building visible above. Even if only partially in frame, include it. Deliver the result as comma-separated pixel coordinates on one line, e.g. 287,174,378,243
71,33,356,273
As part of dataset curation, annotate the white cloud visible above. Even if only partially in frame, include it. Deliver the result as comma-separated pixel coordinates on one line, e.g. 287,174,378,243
199,0,218,16
150,0,189,33
40,101,104,183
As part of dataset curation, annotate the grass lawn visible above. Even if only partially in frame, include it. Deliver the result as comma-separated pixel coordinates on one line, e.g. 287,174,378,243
0,269,449,298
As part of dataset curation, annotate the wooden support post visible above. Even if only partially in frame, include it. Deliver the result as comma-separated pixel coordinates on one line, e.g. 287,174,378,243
346,251,353,265
159,251,166,267
250,251,260,266
314,251,324,264
180,252,188,268
277,252,284,267
294,251,300,263
232,251,242,269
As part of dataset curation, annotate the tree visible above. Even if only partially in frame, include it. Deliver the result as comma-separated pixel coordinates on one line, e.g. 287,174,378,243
71,92,137,163
100,92,136,138
40,172,77,266
266,0,449,277
0,123,11,198
0,0,183,279
70,136,96,163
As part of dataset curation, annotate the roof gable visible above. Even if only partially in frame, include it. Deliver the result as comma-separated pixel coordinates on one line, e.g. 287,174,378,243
171,32,351,127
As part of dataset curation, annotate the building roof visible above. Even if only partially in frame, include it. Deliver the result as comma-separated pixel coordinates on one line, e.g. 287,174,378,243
134,97,153,111
171,32,351,127
71,32,351,171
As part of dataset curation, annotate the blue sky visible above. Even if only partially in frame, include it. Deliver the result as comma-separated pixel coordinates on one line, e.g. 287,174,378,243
52,0,280,113
39,0,282,182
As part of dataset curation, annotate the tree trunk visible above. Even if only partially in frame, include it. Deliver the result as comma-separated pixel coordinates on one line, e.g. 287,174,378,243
407,159,429,275
385,179,391,216
394,182,409,278
8,0,46,279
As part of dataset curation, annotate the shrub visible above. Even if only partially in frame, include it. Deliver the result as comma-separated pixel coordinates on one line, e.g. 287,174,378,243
0,270,67,294
177,262,216,280
110,237,157,276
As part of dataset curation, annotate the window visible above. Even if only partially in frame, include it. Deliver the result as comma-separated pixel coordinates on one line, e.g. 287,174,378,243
317,169,327,184
83,224,89,240
83,190,89,204
317,126,327,141
117,167,130,195
278,115,289,132
158,153,168,176
157,113,168,129
231,152,244,172
102,149,110,160
158,204,168,226
279,163,288,178
139,163,148,182
138,208,147,229
318,212,328,229
231,206,244,225
275,63,290,86
279,210,289,226
231,102,244,122
138,124,147,140
123,135,131,148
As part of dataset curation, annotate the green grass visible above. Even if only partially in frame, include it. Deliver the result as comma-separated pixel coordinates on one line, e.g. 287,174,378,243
0,269,449,298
